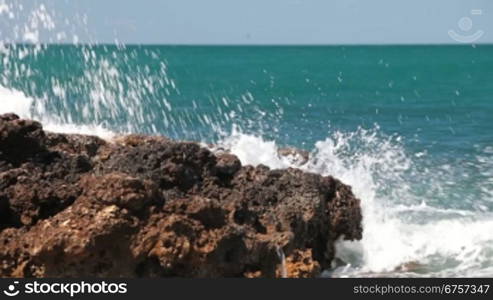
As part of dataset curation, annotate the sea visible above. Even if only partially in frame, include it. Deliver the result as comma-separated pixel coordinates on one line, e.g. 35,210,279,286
1,44,492,277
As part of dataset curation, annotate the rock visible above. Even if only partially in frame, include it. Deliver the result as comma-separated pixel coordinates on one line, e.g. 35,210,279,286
45,132,106,157
279,249,321,278
277,147,310,165
0,114,46,166
79,173,160,213
0,115,95,228
215,153,241,177
394,261,425,273
0,114,363,278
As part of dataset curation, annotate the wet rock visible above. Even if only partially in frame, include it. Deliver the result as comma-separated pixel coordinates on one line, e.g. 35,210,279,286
215,153,241,177
277,147,310,165
394,261,425,273
0,115,97,228
45,132,106,157
0,114,46,166
278,249,321,278
0,114,363,278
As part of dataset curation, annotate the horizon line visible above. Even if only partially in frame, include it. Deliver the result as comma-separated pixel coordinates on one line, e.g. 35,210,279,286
3,42,493,47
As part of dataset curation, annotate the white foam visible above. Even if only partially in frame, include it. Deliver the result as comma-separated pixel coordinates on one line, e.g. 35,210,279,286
42,122,115,140
1,0,491,277
219,128,290,169
220,127,493,277
0,85,115,139
0,86,33,118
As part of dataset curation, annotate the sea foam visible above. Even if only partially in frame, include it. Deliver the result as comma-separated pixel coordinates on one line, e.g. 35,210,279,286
0,85,115,139
1,0,492,278
218,128,493,277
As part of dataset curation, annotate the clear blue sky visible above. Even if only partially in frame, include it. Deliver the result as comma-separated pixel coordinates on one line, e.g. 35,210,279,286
1,0,492,44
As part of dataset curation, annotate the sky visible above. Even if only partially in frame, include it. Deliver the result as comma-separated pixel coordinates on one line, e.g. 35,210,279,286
0,0,492,44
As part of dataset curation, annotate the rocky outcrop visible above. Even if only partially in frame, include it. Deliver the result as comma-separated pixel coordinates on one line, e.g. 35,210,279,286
277,147,310,166
0,114,362,278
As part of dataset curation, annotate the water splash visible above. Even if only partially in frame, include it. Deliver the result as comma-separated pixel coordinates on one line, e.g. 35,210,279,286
0,2,179,137
1,0,492,278
0,85,32,118
219,127,493,277
0,84,115,138
1,0,286,142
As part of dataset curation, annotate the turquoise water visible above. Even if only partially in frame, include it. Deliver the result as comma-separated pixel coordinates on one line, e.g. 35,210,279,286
1,45,493,277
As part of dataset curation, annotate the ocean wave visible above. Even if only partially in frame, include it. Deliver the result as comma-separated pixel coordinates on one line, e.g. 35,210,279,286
1,0,492,278
218,128,493,277
3,82,491,277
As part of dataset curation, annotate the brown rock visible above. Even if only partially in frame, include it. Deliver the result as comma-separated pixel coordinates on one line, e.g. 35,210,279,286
0,114,363,278
278,249,321,278
215,153,241,177
277,147,310,165
0,113,45,166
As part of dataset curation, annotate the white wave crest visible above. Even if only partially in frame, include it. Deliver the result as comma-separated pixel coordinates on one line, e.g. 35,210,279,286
219,127,493,277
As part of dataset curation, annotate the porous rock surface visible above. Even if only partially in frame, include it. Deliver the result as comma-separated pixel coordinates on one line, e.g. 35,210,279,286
0,113,362,278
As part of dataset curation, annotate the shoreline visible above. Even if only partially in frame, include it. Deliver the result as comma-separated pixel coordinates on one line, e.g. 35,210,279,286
0,113,362,278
